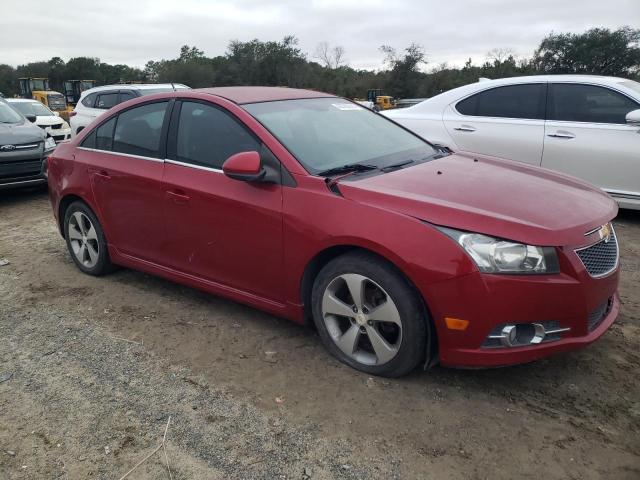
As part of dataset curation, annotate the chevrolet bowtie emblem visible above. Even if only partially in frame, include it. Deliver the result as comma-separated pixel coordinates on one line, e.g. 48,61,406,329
598,224,611,243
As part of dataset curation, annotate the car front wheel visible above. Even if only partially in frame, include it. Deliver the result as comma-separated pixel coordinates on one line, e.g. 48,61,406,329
311,251,429,377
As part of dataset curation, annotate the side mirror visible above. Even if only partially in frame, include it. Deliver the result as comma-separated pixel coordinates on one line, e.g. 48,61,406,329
25,114,37,123
222,151,265,182
626,109,640,126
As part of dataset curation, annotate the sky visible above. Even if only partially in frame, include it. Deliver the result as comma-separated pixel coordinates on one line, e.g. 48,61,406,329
1,0,638,71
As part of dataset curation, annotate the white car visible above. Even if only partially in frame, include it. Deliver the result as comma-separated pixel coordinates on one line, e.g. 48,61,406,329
384,75,640,209
70,83,190,137
6,98,71,143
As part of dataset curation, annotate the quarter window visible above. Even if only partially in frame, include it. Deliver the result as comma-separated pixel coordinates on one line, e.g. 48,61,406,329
548,83,639,124
95,92,119,109
95,117,116,151
119,91,137,102
113,101,168,158
456,84,546,120
174,101,259,169
80,130,96,149
81,92,97,108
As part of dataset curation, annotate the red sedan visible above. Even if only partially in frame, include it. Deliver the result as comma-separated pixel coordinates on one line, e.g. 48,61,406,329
47,87,620,377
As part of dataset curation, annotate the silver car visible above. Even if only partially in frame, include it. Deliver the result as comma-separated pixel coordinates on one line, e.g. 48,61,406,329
0,98,56,190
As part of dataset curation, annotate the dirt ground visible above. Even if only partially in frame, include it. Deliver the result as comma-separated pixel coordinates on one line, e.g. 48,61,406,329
1,188,639,480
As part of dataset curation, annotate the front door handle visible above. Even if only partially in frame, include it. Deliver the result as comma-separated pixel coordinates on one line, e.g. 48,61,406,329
454,125,476,132
547,131,575,139
166,190,190,204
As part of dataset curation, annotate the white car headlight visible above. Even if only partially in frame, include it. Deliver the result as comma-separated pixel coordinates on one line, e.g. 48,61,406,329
437,226,559,274
44,136,56,150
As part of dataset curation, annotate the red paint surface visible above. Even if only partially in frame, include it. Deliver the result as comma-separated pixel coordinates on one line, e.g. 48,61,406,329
47,87,620,368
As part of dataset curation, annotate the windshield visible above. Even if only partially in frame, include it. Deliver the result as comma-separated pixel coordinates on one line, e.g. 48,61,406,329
244,97,437,174
0,102,24,123
47,93,66,110
9,101,54,117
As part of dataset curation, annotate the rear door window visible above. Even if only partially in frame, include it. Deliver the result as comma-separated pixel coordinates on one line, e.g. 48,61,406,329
95,92,119,109
456,84,546,120
172,101,259,169
112,101,169,158
548,83,640,124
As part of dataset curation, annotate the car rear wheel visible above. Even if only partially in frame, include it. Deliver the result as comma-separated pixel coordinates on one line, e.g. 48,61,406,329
311,251,429,377
63,201,114,276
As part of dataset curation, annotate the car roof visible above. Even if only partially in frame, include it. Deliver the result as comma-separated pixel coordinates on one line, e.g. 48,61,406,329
196,86,336,104
394,74,639,114
80,83,190,95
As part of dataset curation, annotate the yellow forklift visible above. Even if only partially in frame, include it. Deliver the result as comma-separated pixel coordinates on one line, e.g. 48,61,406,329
367,89,395,111
63,79,96,107
19,77,72,121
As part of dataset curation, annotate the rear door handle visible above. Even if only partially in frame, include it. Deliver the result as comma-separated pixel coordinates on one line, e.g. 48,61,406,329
454,125,476,132
547,131,575,139
166,190,190,204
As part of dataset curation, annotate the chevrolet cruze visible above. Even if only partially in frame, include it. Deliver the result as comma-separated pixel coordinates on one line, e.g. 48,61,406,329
47,87,620,377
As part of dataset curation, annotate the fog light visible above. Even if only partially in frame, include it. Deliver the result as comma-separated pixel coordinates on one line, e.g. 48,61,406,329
500,323,545,347
483,321,570,348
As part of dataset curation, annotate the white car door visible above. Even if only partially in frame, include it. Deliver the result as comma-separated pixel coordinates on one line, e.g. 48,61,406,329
542,83,640,205
442,83,547,166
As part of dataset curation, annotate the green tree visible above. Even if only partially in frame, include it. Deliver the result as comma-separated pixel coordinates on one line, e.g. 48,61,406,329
533,27,640,77
380,43,426,98
0,64,17,96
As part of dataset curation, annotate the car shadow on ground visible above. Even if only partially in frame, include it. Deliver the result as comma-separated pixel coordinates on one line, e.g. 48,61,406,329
0,186,48,208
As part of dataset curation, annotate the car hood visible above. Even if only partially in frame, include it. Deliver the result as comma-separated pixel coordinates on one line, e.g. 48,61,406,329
337,153,618,246
0,121,45,145
35,115,65,127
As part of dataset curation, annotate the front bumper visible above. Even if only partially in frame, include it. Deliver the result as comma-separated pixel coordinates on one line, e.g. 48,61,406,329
420,246,620,368
0,146,50,190
46,126,71,143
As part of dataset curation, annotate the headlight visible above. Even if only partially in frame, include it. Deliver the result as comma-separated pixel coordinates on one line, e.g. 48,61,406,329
437,226,559,274
44,136,56,150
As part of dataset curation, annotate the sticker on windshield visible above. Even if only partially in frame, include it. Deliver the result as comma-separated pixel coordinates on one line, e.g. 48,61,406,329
332,103,363,111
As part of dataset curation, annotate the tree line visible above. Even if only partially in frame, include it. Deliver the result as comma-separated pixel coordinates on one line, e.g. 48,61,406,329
1,27,638,100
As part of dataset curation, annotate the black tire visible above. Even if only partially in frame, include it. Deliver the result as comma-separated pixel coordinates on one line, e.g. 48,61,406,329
311,251,429,377
63,201,115,276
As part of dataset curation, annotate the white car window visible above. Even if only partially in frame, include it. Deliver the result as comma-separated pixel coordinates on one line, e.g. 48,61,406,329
456,84,546,120
548,84,639,124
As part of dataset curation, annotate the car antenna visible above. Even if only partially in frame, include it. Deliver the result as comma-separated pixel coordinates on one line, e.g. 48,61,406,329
171,82,176,92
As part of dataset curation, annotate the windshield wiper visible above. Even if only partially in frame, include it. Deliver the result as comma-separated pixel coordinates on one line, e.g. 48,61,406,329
381,159,414,172
317,163,378,177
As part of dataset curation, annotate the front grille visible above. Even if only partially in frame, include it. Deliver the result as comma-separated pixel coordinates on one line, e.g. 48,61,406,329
588,297,613,332
50,123,62,130
0,142,40,151
575,227,618,277
0,160,43,179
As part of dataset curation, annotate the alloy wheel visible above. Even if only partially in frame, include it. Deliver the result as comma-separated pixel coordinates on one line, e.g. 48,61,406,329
68,212,99,268
321,273,403,365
